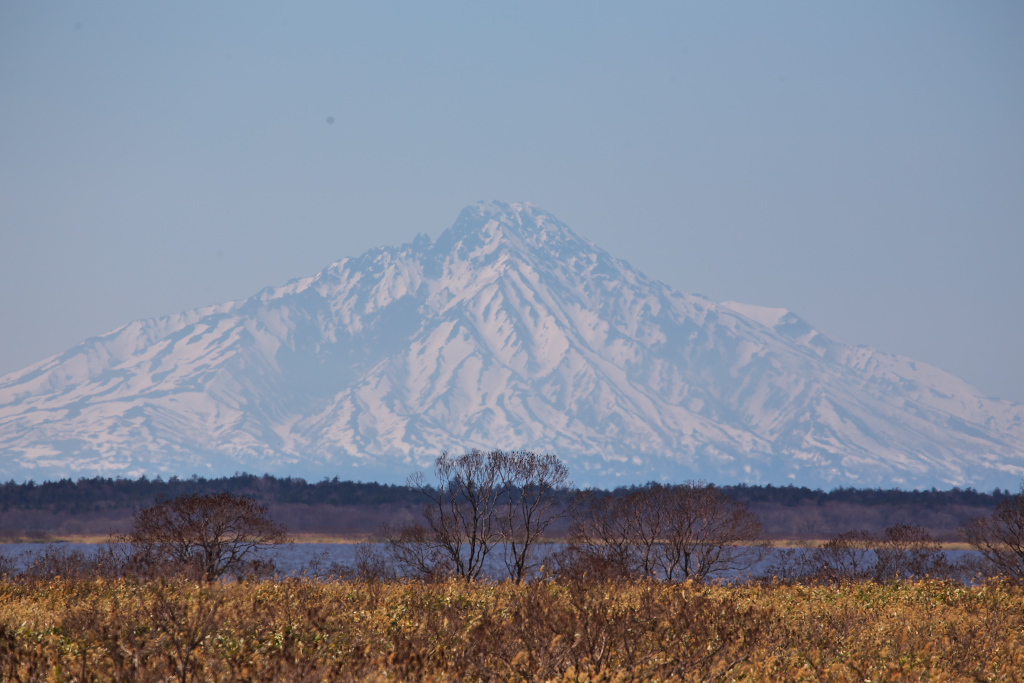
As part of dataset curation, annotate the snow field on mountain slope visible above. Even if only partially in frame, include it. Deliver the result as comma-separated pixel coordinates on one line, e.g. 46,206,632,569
1,201,1022,487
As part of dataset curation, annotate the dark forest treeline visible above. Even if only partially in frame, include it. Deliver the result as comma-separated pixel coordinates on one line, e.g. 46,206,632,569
0,472,1013,513
0,474,423,512
721,482,1013,508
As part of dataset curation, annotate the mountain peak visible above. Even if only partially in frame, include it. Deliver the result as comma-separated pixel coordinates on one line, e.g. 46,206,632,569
455,200,545,226
435,201,591,259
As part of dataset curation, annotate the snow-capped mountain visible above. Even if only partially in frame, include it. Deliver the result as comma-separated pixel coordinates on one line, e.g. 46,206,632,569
2,201,1022,489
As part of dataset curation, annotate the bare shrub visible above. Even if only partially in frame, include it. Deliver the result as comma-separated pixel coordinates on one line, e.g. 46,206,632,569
118,492,290,582
15,543,135,581
17,545,97,580
300,549,354,582
759,543,819,584
786,524,954,584
0,552,17,578
547,544,634,582
566,481,766,582
961,488,1024,580
874,523,952,580
809,530,879,584
316,540,398,582
350,540,396,582
380,520,457,581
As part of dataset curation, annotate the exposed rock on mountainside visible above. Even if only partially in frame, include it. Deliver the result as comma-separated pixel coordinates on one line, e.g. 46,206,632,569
1,202,1022,488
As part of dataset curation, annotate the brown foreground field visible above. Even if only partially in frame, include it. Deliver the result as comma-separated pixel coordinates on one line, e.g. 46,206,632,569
1,577,1021,682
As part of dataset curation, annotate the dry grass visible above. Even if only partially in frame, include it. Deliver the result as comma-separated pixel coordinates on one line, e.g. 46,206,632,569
0,535,112,545
288,533,372,544
0,532,370,545
0,576,1021,681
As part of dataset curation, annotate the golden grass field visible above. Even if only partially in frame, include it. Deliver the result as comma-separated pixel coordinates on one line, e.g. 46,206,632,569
0,576,1021,682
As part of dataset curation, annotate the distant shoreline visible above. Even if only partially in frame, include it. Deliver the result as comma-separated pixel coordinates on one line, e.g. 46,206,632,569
0,536,981,551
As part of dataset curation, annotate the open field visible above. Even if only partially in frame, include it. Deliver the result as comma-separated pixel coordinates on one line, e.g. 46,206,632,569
0,576,1021,681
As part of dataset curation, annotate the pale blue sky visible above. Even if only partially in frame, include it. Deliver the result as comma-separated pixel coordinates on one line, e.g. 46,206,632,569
2,1,1022,401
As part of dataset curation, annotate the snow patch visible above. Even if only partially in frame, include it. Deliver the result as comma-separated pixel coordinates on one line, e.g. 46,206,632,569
721,301,791,328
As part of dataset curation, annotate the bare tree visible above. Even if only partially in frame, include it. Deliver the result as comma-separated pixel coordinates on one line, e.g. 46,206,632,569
383,450,571,581
500,450,572,582
656,483,766,581
411,449,506,580
552,489,642,580
564,486,666,580
120,493,290,581
961,489,1024,579
566,481,765,582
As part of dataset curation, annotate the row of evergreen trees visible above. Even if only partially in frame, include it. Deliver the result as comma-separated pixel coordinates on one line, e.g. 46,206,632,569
0,473,1012,513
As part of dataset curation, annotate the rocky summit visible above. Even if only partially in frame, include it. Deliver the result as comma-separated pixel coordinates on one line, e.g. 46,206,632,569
1,201,1022,488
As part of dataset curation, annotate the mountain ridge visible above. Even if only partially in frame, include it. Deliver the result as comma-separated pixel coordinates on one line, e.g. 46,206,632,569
1,201,1022,488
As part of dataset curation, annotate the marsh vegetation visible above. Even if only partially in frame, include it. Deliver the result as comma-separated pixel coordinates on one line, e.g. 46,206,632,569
3,453,1024,680
2,576,1023,681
